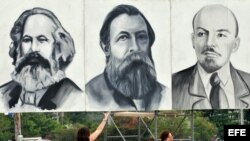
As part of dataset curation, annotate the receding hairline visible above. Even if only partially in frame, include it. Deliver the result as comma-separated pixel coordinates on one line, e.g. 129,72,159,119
192,5,239,37
24,14,58,28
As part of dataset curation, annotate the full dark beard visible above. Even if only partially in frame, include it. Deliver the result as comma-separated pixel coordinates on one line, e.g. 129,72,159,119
11,52,63,92
15,52,51,74
106,52,157,99
12,65,55,91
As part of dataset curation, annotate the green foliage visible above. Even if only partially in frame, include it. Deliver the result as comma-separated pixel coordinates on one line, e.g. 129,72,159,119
21,113,62,138
159,111,191,139
52,127,78,141
1,110,250,141
0,113,14,140
50,112,104,141
194,116,217,141
105,112,190,141
64,112,89,124
244,109,250,124
201,109,240,139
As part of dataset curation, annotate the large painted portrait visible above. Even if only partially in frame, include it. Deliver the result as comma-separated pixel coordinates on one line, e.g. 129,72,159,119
85,0,171,111
172,0,250,110
0,0,85,112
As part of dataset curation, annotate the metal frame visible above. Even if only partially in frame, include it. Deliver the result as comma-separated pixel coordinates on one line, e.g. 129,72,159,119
104,111,159,141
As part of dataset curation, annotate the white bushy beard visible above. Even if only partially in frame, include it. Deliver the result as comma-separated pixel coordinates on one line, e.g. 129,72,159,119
11,52,65,92
106,52,157,99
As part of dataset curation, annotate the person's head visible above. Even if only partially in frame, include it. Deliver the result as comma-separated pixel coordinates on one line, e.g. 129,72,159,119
192,4,240,73
160,130,173,141
9,7,75,91
147,137,155,141
77,127,90,141
100,4,157,99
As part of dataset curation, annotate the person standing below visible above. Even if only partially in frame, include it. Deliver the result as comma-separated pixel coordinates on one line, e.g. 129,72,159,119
147,137,154,141
77,112,109,141
160,130,173,141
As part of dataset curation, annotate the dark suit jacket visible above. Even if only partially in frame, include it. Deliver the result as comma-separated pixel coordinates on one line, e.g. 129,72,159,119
172,64,250,109
0,78,83,111
86,72,169,111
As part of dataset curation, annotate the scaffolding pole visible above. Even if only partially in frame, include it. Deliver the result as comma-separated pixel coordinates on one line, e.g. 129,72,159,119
191,110,194,141
139,116,155,138
109,114,126,141
138,117,141,141
240,109,244,125
106,112,157,141
14,113,22,140
154,111,158,141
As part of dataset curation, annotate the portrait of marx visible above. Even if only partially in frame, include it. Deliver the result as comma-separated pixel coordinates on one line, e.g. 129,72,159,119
0,7,85,112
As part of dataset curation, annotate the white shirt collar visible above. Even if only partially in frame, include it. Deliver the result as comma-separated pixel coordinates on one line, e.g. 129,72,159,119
20,88,48,106
197,62,231,87
197,62,235,108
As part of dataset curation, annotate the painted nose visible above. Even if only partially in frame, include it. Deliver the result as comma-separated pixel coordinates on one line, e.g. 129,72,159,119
129,37,139,53
31,41,39,52
207,33,216,47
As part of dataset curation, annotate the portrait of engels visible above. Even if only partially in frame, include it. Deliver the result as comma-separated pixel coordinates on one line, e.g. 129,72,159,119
172,4,250,110
85,4,169,111
0,7,84,112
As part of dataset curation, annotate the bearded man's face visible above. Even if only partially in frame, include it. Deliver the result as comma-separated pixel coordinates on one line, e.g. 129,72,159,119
11,14,64,91
105,14,157,99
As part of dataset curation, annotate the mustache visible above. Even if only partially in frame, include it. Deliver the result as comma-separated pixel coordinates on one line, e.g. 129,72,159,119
15,52,51,73
201,47,221,56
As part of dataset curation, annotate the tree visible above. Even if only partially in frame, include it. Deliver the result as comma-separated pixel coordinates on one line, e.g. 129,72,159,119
194,114,217,140
3,110,249,141
165,111,217,141
21,113,62,138
202,109,240,139
244,109,250,124
0,113,14,141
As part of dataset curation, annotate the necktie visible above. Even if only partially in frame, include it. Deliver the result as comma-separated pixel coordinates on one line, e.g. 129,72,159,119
209,73,228,109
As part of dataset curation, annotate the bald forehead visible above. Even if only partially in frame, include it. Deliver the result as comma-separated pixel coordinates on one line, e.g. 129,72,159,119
193,5,238,37
23,14,57,35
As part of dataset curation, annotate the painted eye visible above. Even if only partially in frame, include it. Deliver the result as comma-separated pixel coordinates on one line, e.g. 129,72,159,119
217,33,226,38
37,36,48,43
197,32,206,37
118,35,129,41
22,37,32,43
137,34,148,40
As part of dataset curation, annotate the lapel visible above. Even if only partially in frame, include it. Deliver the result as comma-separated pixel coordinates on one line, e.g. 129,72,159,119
187,64,250,109
7,78,79,110
38,79,68,110
188,65,212,109
8,82,22,108
7,82,58,110
7,79,65,110
230,65,250,108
